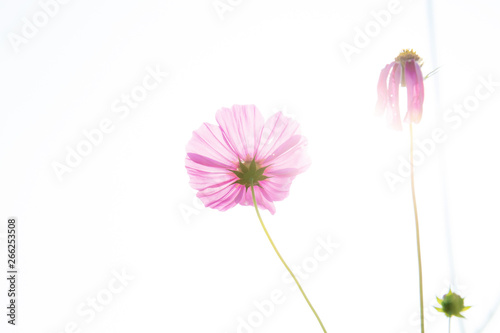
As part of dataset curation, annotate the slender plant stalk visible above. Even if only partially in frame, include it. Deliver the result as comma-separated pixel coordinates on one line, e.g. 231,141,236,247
250,184,327,333
410,123,425,333
449,317,451,333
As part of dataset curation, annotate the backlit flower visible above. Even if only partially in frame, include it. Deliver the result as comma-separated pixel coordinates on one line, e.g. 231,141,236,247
375,49,425,130
185,105,310,214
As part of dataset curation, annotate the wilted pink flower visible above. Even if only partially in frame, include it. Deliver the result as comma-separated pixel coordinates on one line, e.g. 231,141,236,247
185,105,310,214
375,49,425,130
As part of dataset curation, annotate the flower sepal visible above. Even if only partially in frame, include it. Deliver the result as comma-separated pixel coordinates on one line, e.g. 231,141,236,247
230,159,269,190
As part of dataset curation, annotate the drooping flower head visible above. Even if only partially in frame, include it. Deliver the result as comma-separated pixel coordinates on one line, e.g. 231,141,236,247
375,49,425,130
435,289,471,318
185,105,310,214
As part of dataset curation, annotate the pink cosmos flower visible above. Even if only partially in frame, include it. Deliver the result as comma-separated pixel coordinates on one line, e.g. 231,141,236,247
185,105,310,215
375,49,424,130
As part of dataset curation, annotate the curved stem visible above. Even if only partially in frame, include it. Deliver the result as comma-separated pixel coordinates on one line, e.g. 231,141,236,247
250,184,327,333
410,123,425,333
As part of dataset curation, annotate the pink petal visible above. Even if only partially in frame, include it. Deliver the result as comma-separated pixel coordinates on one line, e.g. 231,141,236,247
255,112,310,208
387,62,402,130
256,112,300,161
216,105,265,160
185,122,239,198
197,183,242,212
187,153,230,169
259,176,293,202
375,63,393,115
262,135,301,164
265,142,310,177
218,186,245,211
185,161,235,191
186,122,238,168
239,186,276,215
404,60,424,124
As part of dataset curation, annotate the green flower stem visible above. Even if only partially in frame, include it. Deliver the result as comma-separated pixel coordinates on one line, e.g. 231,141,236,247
410,123,425,333
250,184,327,333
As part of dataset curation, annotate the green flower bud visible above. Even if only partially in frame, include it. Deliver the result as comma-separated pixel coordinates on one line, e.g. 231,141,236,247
435,289,471,318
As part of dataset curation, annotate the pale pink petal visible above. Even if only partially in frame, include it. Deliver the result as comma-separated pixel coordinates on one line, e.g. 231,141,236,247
185,161,235,191
186,122,238,168
186,121,240,207
187,153,230,169
257,187,276,214
256,112,300,161
259,176,293,202
262,135,301,164
218,186,245,211
403,60,424,124
239,186,276,215
263,137,310,176
197,183,242,211
375,63,393,115
216,105,265,160
387,62,402,131
255,112,310,208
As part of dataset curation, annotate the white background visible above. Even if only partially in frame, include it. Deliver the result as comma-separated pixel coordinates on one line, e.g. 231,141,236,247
1,0,500,332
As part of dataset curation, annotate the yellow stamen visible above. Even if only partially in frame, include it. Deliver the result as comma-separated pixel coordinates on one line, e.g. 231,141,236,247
395,49,421,63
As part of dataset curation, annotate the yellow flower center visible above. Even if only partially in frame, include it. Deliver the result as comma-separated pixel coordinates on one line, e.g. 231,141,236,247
395,49,421,62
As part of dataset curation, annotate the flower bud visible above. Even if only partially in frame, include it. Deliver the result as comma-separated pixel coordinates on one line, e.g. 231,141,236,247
435,289,471,318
